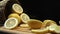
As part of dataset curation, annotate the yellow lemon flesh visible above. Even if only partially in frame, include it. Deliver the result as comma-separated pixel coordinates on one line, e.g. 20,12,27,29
20,13,30,23
8,13,21,23
28,19,42,29
4,18,19,29
12,3,23,14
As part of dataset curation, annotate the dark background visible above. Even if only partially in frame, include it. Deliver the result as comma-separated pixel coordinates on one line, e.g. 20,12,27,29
18,0,60,25
0,0,60,25
5,0,60,25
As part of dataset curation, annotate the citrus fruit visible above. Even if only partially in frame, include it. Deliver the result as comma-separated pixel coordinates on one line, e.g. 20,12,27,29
8,13,21,23
28,19,42,29
48,24,60,33
42,20,56,28
20,13,30,23
12,3,23,14
20,24,29,28
4,18,19,29
31,27,49,34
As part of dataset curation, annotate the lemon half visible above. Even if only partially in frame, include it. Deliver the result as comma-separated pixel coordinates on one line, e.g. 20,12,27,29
20,13,30,23
28,19,42,29
4,18,19,29
12,3,23,14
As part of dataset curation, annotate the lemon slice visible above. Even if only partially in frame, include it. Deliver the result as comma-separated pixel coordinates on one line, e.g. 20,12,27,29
31,27,49,34
8,13,21,23
28,19,42,29
4,18,19,29
48,24,60,33
12,3,23,14
42,20,56,28
20,24,29,28
20,13,30,23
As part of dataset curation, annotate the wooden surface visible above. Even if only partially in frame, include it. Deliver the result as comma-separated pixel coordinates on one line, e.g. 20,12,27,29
0,26,34,34
0,26,59,34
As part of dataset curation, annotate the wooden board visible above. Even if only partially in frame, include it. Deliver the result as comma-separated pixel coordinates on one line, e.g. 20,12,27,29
0,26,35,34
0,26,59,34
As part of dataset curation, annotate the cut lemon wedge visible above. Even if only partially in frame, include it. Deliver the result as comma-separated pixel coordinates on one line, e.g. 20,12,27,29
12,3,23,14
42,20,56,28
20,13,30,23
8,13,21,23
28,19,42,29
20,24,29,28
48,24,60,33
4,18,19,29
